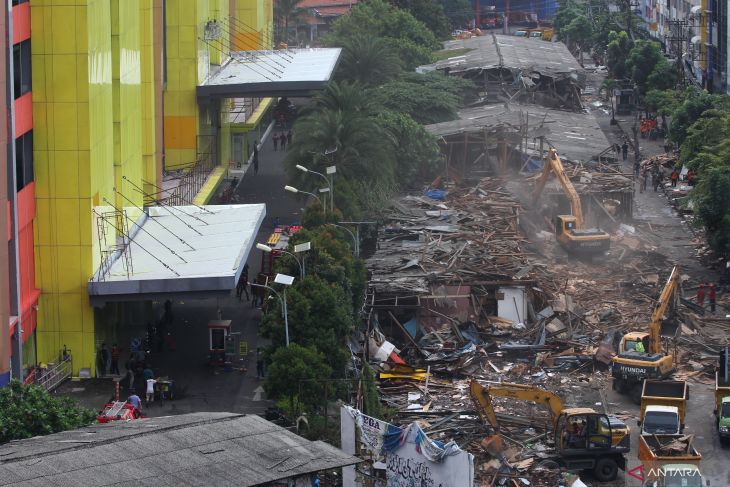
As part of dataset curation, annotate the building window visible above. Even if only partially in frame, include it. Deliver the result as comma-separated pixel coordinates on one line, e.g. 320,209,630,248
12,0,30,5
15,131,33,190
13,40,31,100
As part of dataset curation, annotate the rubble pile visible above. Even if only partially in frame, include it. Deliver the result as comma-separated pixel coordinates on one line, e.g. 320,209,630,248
363,174,727,485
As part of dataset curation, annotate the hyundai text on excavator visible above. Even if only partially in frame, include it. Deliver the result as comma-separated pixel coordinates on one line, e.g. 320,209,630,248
612,265,680,402
533,149,611,253
469,380,630,481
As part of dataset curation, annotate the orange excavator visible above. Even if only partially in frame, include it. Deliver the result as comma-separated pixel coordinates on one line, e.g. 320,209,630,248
469,380,630,481
533,149,611,253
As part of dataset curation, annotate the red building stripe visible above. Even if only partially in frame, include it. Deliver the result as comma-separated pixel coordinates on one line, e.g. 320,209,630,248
12,2,30,45
14,92,32,138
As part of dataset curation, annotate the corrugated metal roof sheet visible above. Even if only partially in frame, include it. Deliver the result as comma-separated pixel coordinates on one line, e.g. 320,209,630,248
0,413,360,487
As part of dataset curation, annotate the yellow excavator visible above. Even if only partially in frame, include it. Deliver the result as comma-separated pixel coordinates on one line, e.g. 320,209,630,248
469,380,630,481
612,265,680,402
533,149,611,253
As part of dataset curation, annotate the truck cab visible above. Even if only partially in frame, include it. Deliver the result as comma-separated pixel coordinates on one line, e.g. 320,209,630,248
717,396,730,441
641,405,681,435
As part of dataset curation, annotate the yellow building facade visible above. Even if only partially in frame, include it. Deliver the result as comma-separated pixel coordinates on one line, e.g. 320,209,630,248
31,0,271,375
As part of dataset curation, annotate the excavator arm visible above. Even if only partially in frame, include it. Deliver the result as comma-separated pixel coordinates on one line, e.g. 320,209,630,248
648,265,680,354
532,149,584,228
469,380,566,429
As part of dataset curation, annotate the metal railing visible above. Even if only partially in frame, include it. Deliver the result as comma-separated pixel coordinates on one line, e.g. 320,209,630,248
164,135,217,206
35,354,73,392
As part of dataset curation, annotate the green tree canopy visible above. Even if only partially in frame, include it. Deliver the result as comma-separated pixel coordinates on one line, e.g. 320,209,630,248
264,344,333,413
261,275,353,372
373,72,476,125
668,89,730,145
625,40,672,93
377,111,442,186
390,0,452,39
606,31,633,79
440,0,473,29
0,380,96,443
336,35,402,86
691,164,730,257
324,0,439,69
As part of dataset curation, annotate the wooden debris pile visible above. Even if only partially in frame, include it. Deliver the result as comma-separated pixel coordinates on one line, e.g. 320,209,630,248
367,177,531,296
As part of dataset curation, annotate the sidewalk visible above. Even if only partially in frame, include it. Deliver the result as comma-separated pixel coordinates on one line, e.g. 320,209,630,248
587,78,721,284
58,120,304,417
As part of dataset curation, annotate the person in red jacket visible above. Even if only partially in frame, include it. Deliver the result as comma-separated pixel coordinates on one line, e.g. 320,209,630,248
709,283,717,313
697,283,706,307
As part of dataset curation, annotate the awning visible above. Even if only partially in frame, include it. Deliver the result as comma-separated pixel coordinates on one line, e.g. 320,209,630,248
197,48,342,99
88,204,265,304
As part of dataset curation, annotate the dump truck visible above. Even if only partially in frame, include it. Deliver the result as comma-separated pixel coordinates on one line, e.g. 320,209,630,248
470,380,629,481
715,348,730,443
639,380,689,435
638,434,703,485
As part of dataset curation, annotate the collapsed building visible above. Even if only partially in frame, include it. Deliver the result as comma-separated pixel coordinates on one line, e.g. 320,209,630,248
419,33,586,111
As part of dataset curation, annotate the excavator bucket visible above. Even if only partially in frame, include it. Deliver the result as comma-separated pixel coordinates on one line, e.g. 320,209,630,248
480,434,505,456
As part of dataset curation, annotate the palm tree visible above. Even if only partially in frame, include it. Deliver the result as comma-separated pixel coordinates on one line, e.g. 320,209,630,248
275,0,305,45
311,80,378,115
336,35,402,86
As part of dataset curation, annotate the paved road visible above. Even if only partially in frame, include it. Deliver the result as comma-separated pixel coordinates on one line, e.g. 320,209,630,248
585,71,727,486
59,121,304,417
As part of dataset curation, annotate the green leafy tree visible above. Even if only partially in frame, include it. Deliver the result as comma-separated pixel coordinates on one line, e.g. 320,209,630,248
644,89,681,130
362,363,384,418
390,0,452,39
274,0,306,44
563,13,593,55
679,110,730,168
645,59,677,92
440,0,473,29
606,31,633,79
336,35,402,86
377,111,442,186
264,344,333,414
324,0,439,69
626,40,670,93
669,89,730,145
0,380,96,443
691,164,730,257
374,72,476,124
261,275,354,372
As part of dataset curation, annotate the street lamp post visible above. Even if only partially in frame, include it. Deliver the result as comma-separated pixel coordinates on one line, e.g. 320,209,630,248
325,223,359,257
295,164,334,213
256,242,309,279
284,185,322,208
250,273,295,346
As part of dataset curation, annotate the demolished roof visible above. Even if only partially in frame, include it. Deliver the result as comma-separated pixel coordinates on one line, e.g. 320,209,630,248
0,413,360,486
422,34,584,85
426,104,611,165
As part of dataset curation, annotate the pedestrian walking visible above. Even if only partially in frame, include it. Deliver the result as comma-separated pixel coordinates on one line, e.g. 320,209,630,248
670,168,679,187
653,171,662,192
686,168,695,186
709,283,717,313
286,130,292,146
146,378,157,405
634,161,640,178
253,153,259,175
236,272,249,301
272,133,279,151
640,169,648,193
125,354,135,391
100,343,110,376
256,348,265,379
622,141,629,161
697,283,706,307
279,132,286,151
110,343,120,375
